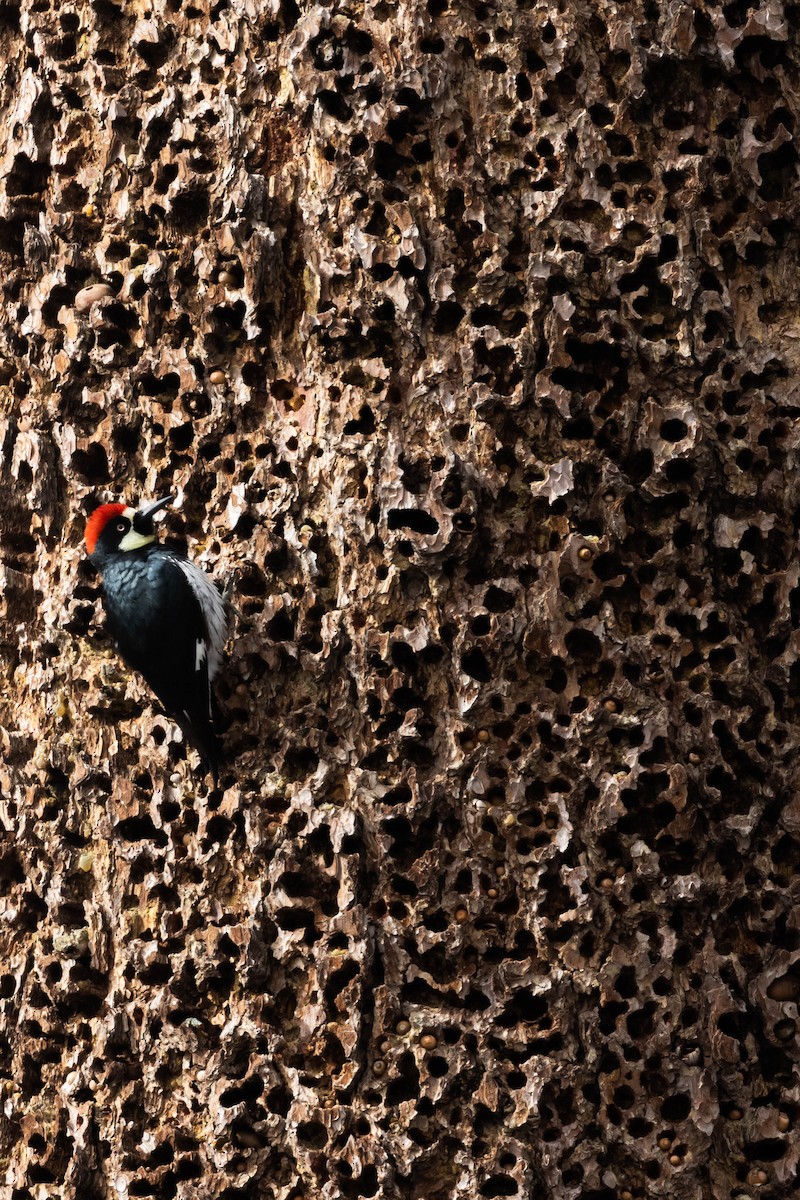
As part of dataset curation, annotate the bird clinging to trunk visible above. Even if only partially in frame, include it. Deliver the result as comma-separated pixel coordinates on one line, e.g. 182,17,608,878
84,496,228,784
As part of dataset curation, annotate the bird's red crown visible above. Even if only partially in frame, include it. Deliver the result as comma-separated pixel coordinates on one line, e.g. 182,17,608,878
85,503,126,554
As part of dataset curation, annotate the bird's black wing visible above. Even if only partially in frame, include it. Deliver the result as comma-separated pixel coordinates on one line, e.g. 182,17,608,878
101,551,222,780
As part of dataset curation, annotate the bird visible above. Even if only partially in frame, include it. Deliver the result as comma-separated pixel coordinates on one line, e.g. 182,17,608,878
84,496,228,784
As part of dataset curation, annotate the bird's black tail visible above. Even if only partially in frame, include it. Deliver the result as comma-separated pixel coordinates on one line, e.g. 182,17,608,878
176,706,222,788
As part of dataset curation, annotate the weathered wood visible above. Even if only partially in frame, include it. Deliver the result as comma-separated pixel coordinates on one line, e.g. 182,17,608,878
1,0,799,1196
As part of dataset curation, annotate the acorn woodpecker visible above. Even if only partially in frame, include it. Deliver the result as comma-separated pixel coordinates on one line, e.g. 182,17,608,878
84,496,228,783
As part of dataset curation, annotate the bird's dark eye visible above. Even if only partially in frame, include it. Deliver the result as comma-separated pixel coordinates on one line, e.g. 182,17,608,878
116,521,127,532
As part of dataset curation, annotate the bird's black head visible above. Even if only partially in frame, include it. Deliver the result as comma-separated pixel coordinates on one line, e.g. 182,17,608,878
85,496,173,563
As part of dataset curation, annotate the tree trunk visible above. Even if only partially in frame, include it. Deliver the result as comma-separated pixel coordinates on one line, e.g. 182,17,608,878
1,1,799,1196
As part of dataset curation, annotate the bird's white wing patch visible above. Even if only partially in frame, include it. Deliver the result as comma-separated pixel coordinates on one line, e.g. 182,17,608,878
170,556,228,679
195,638,207,670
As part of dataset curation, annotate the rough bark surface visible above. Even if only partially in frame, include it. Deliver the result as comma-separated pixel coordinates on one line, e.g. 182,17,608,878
1,0,800,1197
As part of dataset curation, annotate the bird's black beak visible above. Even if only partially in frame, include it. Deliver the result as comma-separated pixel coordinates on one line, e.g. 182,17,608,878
133,495,174,534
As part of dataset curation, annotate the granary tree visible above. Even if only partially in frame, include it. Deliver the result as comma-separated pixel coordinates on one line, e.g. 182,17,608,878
1,1,800,1197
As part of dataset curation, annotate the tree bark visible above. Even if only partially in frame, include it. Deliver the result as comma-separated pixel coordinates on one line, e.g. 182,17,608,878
1,0,799,1196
